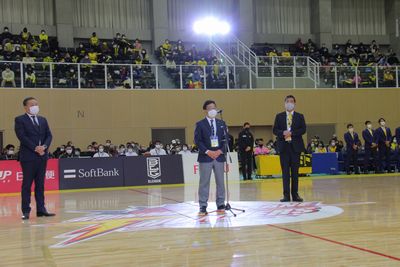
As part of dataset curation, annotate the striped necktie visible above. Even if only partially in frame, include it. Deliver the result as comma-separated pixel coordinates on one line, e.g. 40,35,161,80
210,119,215,136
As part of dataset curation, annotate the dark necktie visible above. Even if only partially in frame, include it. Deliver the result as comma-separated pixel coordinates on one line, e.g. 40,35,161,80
31,116,39,128
210,119,215,136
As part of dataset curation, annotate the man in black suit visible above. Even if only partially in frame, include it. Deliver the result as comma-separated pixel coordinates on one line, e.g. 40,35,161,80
14,97,55,220
395,126,400,172
344,124,360,175
194,100,227,215
238,122,254,180
375,118,393,173
273,95,306,202
362,121,378,173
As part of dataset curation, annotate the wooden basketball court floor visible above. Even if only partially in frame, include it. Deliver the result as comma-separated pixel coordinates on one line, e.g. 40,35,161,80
0,174,399,266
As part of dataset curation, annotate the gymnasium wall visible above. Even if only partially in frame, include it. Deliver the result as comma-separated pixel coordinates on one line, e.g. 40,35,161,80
0,88,399,149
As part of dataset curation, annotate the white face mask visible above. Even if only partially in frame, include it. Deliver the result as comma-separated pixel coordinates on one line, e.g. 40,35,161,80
66,149,72,154
155,144,161,149
207,109,218,118
367,124,372,129
29,105,39,115
183,147,188,151
7,150,14,155
331,142,336,146
380,121,386,127
285,102,295,111
348,128,354,133
128,148,133,153
99,148,104,153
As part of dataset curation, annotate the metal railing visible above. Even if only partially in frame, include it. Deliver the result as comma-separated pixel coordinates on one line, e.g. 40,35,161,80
0,60,398,89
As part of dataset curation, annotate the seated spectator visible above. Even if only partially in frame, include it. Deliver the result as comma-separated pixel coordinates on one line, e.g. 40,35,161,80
74,148,81,158
1,65,16,87
383,69,395,86
125,145,138,156
150,141,167,155
1,144,17,160
254,139,270,155
134,38,142,52
281,49,291,57
39,30,49,45
165,57,176,71
178,144,192,155
315,142,327,153
117,144,126,156
161,39,172,57
67,67,78,88
328,140,339,152
198,57,207,66
60,146,75,158
93,145,110,157
89,32,99,48
88,50,99,63
266,143,276,155
268,49,278,57
25,67,36,88
0,27,12,45
20,27,32,43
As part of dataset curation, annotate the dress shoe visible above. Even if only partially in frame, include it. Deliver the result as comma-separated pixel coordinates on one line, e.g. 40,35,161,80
198,206,208,216
37,211,56,217
292,195,304,202
280,197,291,202
21,213,30,220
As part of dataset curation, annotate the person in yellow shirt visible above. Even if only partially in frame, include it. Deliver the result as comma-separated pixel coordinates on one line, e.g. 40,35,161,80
315,142,327,153
197,57,207,66
20,27,32,42
268,49,278,57
161,39,172,57
87,50,99,63
327,140,339,152
383,69,395,86
89,32,99,48
281,49,291,57
39,30,48,44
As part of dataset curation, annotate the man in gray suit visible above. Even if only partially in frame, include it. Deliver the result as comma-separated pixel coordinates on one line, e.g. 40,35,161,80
194,100,227,215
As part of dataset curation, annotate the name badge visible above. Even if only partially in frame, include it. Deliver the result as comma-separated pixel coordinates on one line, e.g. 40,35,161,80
210,136,219,148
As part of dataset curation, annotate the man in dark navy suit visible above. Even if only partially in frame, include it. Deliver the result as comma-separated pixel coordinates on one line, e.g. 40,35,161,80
194,100,227,215
273,95,306,202
14,97,55,220
344,124,360,175
362,120,378,174
375,118,393,173
395,125,400,172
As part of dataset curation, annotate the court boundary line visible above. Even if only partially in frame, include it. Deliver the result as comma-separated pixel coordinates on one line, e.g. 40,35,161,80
268,224,400,262
0,173,398,197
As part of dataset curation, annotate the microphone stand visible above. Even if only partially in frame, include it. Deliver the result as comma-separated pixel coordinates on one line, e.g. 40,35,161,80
218,111,245,217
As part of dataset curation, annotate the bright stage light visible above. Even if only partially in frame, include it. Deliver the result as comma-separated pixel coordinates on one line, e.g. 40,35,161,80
193,17,231,36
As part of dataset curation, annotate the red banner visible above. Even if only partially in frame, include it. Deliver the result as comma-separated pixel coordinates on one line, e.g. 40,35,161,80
0,159,59,193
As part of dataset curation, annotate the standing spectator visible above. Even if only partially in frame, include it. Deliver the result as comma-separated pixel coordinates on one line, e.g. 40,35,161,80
1,65,16,87
376,118,393,173
238,122,254,180
89,32,99,49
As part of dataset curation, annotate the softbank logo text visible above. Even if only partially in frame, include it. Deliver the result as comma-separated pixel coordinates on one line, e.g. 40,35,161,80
63,168,120,179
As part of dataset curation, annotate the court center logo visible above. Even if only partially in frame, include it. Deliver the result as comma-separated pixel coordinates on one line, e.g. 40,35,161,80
39,201,343,248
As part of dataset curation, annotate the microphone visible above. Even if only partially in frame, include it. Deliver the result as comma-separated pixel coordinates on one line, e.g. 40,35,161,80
217,109,223,114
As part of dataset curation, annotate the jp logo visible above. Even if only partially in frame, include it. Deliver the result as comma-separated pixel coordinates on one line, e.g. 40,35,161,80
41,201,343,248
